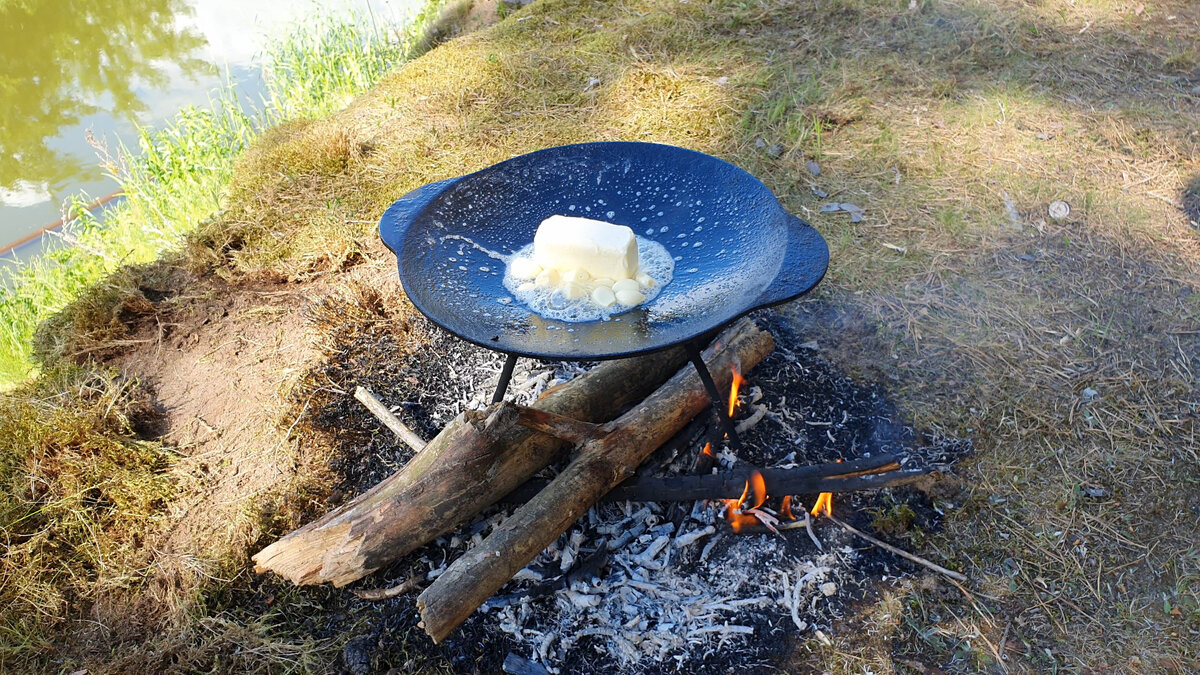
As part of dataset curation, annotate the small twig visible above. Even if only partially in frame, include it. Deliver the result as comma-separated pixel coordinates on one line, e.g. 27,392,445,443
803,510,823,551
353,386,427,453
351,576,424,601
1146,191,1183,209
826,515,967,582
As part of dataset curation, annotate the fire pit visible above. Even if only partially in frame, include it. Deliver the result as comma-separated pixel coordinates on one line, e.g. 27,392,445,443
253,144,971,672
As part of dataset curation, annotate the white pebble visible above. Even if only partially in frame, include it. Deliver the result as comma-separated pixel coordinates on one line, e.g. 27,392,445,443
819,582,838,597
635,272,656,287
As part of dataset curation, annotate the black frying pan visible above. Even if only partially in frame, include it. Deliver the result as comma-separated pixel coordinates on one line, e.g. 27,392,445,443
379,142,828,361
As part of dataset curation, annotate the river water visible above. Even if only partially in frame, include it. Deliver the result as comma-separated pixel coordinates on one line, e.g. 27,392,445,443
0,0,420,258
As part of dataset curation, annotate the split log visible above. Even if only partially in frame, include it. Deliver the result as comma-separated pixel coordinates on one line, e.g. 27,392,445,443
253,346,688,587
499,455,924,503
417,318,774,643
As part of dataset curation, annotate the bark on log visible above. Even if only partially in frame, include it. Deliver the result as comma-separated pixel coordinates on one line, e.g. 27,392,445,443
253,346,688,587
417,318,774,643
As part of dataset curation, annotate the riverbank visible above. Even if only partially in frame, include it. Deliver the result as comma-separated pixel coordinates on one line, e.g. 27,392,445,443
0,4,454,386
2,0,1197,672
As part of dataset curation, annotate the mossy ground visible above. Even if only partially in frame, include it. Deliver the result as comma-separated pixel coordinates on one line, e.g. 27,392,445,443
3,0,1198,671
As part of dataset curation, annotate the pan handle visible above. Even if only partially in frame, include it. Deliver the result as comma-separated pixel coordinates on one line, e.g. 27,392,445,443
752,212,830,309
378,177,463,254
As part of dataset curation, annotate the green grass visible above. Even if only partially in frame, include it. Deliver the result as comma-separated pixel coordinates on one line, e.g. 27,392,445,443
0,4,448,387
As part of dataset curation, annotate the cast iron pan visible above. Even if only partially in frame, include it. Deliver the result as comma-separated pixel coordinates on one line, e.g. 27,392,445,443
379,142,828,360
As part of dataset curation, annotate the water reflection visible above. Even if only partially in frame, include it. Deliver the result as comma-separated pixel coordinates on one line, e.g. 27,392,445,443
0,0,210,198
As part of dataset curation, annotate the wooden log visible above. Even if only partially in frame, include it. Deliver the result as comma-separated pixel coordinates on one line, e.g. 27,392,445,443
499,456,921,503
417,318,774,643
252,346,688,587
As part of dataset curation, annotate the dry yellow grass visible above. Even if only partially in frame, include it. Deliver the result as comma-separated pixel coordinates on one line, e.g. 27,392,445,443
4,0,1198,671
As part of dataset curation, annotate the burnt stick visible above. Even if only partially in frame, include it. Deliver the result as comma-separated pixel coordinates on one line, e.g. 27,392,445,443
499,456,914,504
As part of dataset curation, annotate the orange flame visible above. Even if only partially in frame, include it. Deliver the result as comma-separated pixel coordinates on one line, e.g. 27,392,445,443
727,365,745,418
722,477,760,533
748,470,767,510
701,442,714,458
810,492,833,518
780,495,794,520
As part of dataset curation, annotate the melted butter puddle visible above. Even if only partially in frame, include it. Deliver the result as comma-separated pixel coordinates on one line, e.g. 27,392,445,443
502,235,674,322
440,234,511,262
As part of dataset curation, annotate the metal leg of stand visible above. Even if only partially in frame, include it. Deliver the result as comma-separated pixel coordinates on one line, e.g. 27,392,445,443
492,353,519,404
685,340,742,450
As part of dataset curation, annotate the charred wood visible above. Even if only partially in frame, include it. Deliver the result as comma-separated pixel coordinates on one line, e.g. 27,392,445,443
253,346,688,587
417,318,774,643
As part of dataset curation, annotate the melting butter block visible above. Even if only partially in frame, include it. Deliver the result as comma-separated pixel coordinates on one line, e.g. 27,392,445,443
509,257,542,280
533,215,639,281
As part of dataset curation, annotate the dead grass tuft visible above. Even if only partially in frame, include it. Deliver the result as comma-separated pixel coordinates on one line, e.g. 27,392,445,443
0,366,174,668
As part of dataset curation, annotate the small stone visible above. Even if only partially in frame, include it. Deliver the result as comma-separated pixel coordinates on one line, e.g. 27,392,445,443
583,76,601,92
811,186,829,198
850,210,864,223
767,143,784,158
1048,200,1071,219
819,582,838,597
806,160,821,176
1082,486,1111,499
1017,253,1035,262
1082,387,1099,401
716,76,729,85
820,202,841,213
755,138,766,148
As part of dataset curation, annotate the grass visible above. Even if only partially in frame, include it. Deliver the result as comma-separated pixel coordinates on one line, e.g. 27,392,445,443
0,3,449,387
0,366,174,662
0,2,458,671
2,0,1199,671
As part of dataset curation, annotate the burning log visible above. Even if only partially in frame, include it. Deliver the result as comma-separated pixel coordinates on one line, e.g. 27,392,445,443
498,454,921,504
417,318,774,643
252,346,689,587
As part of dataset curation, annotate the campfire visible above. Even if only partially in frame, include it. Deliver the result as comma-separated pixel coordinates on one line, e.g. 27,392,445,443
253,312,968,672
253,143,969,671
